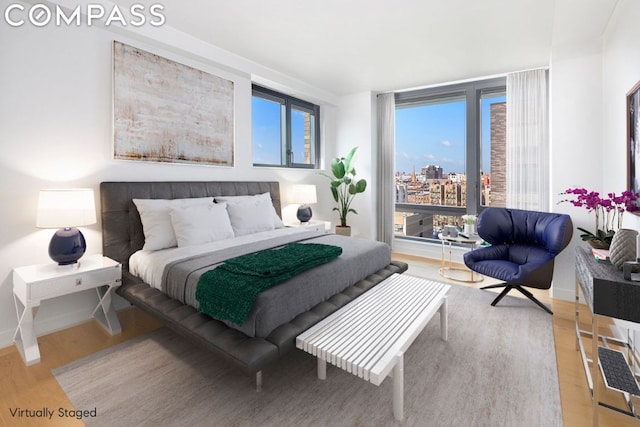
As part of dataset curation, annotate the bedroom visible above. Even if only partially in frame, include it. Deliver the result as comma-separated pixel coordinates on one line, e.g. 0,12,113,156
1,0,639,425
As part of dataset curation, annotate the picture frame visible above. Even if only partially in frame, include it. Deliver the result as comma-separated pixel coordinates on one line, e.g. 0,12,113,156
113,41,234,167
627,80,640,202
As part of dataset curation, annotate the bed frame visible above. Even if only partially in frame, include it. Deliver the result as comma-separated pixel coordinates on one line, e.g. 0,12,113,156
100,181,408,388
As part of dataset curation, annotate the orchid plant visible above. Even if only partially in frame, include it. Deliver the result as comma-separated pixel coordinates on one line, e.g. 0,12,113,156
559,187,638,248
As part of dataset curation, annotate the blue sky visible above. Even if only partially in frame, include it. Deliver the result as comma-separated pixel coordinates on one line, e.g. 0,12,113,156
252,93,506,172
252,97,282,165
252,97,307,165
395,94,506,176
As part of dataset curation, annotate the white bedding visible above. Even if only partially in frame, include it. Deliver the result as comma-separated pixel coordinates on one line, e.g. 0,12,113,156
129,227,316,290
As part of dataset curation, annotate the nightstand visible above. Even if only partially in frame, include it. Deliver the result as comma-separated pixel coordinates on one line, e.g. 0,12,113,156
285,219,331,233
12,254,122,365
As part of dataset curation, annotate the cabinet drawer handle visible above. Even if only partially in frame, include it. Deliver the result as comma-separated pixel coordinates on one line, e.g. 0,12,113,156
75,278,82,286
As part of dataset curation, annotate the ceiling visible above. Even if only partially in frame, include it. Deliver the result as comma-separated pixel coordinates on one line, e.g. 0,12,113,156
115,0,619,96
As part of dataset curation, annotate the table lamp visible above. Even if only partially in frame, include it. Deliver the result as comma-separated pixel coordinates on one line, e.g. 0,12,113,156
291,184,317,223
36,188,96,265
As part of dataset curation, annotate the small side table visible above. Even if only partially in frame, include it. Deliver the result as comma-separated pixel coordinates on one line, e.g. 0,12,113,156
438,233,484,283
285,219,331,233
12,254,122,366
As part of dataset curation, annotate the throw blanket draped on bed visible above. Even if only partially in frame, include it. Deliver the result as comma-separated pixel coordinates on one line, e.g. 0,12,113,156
196,243,343,325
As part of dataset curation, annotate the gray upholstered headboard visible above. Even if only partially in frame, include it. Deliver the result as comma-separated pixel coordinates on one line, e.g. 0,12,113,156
100,181,282,268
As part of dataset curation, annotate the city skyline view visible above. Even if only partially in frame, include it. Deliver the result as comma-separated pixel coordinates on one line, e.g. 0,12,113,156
395,94,506,176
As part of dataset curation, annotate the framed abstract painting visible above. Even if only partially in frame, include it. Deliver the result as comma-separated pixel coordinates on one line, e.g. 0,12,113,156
113,41,234,166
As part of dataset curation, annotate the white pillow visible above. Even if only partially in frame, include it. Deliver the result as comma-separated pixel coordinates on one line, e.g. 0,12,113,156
133,197,214,251
225,199,279,236
216,192,284,229
169,203,234,247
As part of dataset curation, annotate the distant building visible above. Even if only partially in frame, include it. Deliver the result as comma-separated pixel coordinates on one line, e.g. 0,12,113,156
444,181,462,206
422,165,443,179
429,181,444,205
490,102,506,207
394,212,434,239
396,183,408,203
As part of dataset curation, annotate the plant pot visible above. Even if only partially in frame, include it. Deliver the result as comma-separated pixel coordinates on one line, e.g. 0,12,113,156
335,225,351,236
609,228,639,270
464,223,476,235
587,239,610,250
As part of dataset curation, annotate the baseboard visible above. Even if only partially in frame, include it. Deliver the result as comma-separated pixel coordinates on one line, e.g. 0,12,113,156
393,238,466,264
551,286,576,303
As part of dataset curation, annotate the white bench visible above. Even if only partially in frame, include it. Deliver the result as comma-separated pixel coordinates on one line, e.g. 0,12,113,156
296,274,450,420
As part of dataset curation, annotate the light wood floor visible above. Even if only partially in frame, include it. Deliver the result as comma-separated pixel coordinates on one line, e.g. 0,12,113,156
1,254,639,427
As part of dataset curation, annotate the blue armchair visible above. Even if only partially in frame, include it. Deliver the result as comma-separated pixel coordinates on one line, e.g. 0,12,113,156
463,207,573,314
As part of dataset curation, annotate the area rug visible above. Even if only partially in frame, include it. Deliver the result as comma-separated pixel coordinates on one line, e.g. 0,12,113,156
53,282,561,427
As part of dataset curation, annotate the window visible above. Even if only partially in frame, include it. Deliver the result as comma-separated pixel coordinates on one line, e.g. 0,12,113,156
252,85,320,168
394,78,506,241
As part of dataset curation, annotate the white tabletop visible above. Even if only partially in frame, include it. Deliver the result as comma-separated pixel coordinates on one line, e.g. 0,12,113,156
438,232,483,245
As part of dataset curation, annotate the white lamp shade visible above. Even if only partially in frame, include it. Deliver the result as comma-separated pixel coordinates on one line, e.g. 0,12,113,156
36,188,97,228
291,185,317,204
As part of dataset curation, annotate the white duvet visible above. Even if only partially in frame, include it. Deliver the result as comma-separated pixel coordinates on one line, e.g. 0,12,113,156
129,227,315,290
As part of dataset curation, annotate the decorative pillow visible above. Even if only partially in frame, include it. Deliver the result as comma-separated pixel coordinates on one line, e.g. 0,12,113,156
215,192,284,229
169,203,234,247
132,197,213,251
223,197,280,236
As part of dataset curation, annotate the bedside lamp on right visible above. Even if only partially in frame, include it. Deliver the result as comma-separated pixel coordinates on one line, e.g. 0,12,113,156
291,184,317,224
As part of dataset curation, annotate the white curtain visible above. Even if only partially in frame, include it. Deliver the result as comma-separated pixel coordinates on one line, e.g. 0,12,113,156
506,69,549,211
376,93,395,245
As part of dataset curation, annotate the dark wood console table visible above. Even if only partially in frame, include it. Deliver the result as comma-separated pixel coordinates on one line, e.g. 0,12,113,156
575,246,640,426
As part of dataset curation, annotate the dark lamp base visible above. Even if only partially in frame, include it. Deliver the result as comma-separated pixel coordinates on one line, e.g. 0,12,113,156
49,227,87,265
297,205,313,223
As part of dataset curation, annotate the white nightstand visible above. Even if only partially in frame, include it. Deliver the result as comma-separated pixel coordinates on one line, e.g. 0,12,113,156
12,254,122,365
285,219,331,233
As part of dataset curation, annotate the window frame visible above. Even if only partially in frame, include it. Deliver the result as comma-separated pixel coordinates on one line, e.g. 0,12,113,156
394,77,506,240
252,84,320,169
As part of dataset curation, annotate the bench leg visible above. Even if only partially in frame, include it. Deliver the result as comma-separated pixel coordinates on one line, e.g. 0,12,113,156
393,352,404,421
317,357,326,380
440,296,448,342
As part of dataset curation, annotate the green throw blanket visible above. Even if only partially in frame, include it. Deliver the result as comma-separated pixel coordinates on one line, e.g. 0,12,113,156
196,243,343,325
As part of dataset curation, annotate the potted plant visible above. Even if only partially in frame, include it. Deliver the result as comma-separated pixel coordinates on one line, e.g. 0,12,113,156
319,146,367,236
559,187,638,249
461,214,477,235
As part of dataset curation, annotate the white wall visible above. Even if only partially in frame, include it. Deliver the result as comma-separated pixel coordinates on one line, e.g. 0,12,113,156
0,8,339,347
602,0,640,334
549,0,640,301
602,0,640,196
549,45,605,301
332,92,377,238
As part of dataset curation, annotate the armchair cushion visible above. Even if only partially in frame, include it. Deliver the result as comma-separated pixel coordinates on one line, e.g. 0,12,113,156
463,208,573,290
476,207,572,255
464,244,555,288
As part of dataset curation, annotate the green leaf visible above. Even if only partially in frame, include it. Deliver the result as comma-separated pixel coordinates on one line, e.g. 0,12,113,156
348,183,357,195
342,146,358,174
355,179,367,193
330,186,339,202
331,158,345,179
317,172,333,180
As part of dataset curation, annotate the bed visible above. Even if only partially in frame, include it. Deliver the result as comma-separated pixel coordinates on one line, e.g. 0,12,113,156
100,181,407,386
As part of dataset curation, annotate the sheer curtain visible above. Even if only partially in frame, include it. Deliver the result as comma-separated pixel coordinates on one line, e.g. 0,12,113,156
376,93,395,245
506,69,549,211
